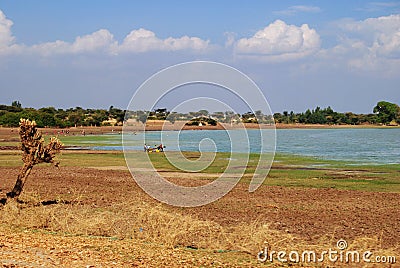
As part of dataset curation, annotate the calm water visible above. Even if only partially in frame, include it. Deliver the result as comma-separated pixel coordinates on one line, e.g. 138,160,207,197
276,128,399,164
87,128,400,164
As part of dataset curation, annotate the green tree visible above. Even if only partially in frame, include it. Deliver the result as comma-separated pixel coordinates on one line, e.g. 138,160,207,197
373,101,400,124
224,111,235,123
255,110,269,123
108,107,125,124
68,112,85,127
0,112,21,127
273,113,283,123
11,101,22,109
198,110,209,117
241,112,257,123
39,112,57,127
345,112,359,125
38,107,56,114
138,113,148,124
166,112,177,124
211,112,225,121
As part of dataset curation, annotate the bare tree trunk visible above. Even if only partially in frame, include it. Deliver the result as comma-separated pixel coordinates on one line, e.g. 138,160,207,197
3,119,62,202
7,163,33,199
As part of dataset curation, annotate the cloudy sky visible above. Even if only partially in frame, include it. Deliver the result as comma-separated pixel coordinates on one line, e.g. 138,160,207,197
0,0,399,113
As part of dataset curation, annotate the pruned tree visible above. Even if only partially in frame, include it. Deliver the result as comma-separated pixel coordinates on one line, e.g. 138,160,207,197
6,119,63,200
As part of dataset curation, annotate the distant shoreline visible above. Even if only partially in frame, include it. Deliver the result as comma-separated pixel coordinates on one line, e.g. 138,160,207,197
274,123,399,129
136,120,400,131
0,121,398,137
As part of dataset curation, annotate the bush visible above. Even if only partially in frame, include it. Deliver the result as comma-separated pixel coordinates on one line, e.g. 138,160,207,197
185,117,217,126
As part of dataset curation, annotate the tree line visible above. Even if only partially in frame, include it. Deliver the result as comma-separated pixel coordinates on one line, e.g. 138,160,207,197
0,101,399,128
273,101,400,125
0,101,125,128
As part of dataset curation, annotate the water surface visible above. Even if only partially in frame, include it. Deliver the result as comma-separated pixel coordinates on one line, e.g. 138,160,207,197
65,128,400,164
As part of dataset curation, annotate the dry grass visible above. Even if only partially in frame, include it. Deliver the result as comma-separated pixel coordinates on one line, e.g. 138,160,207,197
1,191,293,252
1,191,398,267
1,192,257,251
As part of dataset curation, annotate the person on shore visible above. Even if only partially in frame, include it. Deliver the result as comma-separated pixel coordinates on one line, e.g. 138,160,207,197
157,144,164,152
144,144,151,152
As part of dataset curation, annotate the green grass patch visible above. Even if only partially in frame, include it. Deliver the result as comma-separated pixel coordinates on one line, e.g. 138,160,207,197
0,141,19,146
0,151,126,168
148,152,400,192
0,151,21,167
51,134,122,147
148,151,231,173
0,148,398,193
59,152,126,167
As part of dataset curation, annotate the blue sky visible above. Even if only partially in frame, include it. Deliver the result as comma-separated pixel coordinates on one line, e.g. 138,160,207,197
0,0,399,113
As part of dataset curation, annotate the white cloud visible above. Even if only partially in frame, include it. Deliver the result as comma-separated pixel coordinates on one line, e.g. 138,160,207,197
0,10,14,47
0,10,21,55
31,29,118,55
23,27,209,56
357,2,400,12
234,20,321,61
224,32,236,47
31,40,69,55
119,28,209,52
339,14,400,38
0,9,209,56
1,7,399,77
72,29,117,53
328,14,400,73
274,5,321,16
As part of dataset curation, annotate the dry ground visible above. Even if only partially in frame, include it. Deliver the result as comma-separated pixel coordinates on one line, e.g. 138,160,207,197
0,127,399,267
0,165,399,267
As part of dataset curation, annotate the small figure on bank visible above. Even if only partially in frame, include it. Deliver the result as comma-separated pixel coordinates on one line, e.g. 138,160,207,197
157,144,164,152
